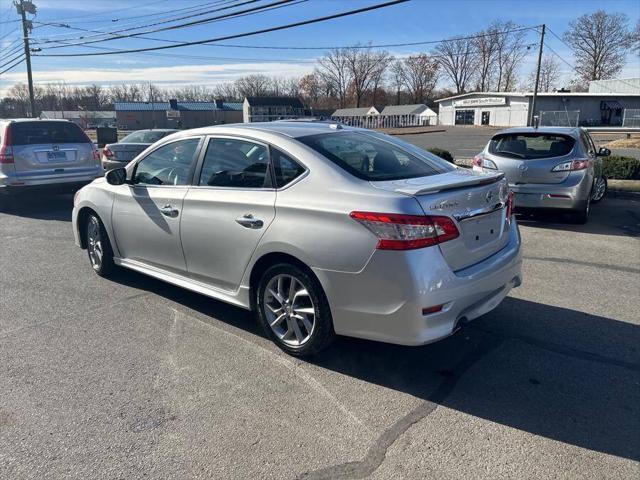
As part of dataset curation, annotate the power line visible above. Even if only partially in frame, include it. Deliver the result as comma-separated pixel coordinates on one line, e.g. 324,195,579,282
0,55,25,76
32,0,309,50
36,0,302,49
0,51,24,70
38,0,173,23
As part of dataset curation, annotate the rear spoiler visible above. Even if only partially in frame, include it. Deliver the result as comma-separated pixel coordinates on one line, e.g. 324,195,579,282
394,171,504,196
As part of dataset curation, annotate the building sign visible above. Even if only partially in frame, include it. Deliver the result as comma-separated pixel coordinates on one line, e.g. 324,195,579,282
166,110,181,118
453,97,507,107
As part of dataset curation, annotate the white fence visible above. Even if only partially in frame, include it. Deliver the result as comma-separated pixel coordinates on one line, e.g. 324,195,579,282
539,110,580,127
622,109,640,128
330,114,437,129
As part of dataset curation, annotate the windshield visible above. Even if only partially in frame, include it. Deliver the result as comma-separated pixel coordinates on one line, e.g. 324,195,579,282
489,133,575,159
10,121,89,145
121,130,175,144
297,131,452,181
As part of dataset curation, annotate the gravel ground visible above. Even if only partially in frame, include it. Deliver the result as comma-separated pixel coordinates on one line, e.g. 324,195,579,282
0,191,638,479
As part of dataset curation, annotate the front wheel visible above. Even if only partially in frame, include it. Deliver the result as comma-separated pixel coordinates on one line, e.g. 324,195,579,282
86,213,115,276
591,176,607,203
256,264,335,357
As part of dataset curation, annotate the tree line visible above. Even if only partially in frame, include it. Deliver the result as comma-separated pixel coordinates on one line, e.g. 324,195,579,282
0,10,638,118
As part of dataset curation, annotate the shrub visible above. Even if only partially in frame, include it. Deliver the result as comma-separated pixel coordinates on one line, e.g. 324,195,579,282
427,147,454,163
603,156,640,180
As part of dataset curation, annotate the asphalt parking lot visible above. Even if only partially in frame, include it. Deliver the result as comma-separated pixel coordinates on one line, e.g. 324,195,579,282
1,190,639,479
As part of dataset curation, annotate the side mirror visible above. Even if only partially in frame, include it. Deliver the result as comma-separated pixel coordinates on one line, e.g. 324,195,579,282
597,147,611,157
105,167,128,185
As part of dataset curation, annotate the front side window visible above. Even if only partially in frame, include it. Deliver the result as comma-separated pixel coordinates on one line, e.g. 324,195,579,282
272,148,305,187
133,138,200,186
298,132,448,181
489,133,575,159
199,138,270,188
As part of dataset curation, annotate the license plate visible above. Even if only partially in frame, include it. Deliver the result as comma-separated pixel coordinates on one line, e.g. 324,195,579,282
46,151,67,161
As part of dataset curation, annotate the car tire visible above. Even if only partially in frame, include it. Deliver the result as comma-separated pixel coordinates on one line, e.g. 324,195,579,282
256,263,335,357
570,198,590,225
591,176,607,203
86,213,115,277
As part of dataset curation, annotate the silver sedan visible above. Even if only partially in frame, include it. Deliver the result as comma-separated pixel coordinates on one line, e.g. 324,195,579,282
72,122,522,357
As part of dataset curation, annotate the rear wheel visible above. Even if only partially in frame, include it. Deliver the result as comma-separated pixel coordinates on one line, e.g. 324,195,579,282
86,213,115,276
256,263,335,357
591,176,607,203
570,197,590,224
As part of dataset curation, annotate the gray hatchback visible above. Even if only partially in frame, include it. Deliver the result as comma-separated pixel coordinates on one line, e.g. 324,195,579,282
473,127,609,223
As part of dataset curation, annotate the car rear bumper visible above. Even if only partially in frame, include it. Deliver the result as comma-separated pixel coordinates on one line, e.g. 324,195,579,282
102,159,129,171
0,167,103,194
313,220,522,346
510,171,591,211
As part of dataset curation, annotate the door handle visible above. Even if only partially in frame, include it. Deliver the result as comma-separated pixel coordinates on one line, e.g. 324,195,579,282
160,204,179,218
235,214,264,229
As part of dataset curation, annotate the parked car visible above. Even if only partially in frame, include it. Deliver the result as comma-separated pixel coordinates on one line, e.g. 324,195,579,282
101,129,178,170
473,127,609,224
73,122,522,357
0,119,101,200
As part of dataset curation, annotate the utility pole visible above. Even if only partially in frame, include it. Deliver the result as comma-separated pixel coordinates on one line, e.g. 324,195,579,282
15,0,37,118
529,23,545,127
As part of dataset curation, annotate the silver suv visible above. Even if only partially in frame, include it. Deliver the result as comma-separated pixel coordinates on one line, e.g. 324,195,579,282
72,122,522,357
0,119,102,199
473,127,609,224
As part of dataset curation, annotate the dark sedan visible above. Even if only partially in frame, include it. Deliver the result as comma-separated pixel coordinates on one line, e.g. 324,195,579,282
101,129,178,170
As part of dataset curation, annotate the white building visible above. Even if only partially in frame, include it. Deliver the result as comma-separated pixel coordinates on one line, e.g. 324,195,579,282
379,104,438,126
436,91,640,127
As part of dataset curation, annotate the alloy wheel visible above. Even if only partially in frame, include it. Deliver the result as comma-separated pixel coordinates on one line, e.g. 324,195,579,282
592,178,607,202
87,218,104,271
263,274,316,347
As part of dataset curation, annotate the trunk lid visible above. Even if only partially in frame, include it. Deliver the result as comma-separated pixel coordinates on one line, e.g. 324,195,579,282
484,152,571,185
104,142,151,163
371,169,512,271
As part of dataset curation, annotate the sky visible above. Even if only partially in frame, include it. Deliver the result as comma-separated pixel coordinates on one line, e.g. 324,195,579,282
0,0,639,96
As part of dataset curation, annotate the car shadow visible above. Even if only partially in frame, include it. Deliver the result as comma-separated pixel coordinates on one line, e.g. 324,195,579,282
516,196,640,237
104,267,640,462
0,192,74,221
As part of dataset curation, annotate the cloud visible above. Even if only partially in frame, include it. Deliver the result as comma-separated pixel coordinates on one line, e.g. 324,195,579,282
0,61,315,94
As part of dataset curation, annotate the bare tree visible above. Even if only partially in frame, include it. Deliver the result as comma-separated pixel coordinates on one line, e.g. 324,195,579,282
299,73,321,107
563,10,633,82
492,21,529,91
474,27,499,91
399,54,439,103
211,82,240,101
526,55,561,92
633,19,640,55
434,37,478,94
234,74,272,97
389,59,405,105
343,45,390,107
316,48,351,108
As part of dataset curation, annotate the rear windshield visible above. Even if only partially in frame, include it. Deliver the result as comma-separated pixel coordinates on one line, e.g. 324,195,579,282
297,131,450,181
489,133,575,159
121,130,175,144
10,121,89,145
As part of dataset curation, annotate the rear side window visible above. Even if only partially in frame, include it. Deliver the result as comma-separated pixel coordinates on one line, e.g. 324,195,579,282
271,148,305,187
489,133,575,159
298,132,447,181
198,138,270,188
121,130,175,144
10,121,89,145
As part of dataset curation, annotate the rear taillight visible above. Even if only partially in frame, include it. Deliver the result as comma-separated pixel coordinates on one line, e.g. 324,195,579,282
472,154,497,170
506,191,514,218
350,211,459,250
552,159,589,172
92,149,100,161
102,147,114,158
0,124,13,164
